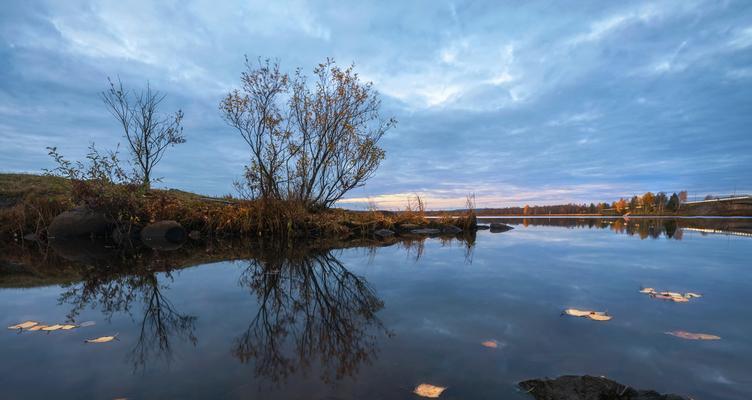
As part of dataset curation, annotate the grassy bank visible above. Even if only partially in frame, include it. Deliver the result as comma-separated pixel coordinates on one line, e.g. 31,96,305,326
0,173,475,243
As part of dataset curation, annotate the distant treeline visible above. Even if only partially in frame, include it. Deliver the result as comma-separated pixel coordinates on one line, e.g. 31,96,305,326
431,191,692,216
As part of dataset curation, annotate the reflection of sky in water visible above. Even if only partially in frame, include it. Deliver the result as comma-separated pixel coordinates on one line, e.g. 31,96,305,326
1,219,751,399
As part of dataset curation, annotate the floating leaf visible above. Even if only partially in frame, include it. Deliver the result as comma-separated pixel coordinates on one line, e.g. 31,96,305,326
563,308,591,317
640,288,701,302
481,340,499,348
61,325,77,330
86,335,118,344
8,321,39,330
653,294,689,303
41,324,64,331
413,383,447,398
587,313,613,321
563,308,612,321
27,325,48,331
666,331,720,340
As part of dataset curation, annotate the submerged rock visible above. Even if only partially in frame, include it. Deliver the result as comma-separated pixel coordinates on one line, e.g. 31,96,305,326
140,221,186,250
374,229,395,238
411,228,442,235
441,225,463,234
489,223,513,233
47,206,112,239
476,224,490,230
518,375,689,400
397,223,420,232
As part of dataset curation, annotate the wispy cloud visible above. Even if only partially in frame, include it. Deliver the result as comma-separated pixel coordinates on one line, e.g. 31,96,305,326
1,0,750,205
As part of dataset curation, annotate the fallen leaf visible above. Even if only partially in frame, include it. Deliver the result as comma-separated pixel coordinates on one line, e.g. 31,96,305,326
666,331,720,340
27,325,48,331
86,335,117,344
481,340,498,348
563,309,612,321
563,308,591,317
8,321,39,330
41,324,64,331
640,288,701,302
61,325,77,330
413,383,447,398
587,313,613,321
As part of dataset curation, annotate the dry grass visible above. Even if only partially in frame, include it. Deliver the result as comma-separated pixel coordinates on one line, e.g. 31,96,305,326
2,174,481,243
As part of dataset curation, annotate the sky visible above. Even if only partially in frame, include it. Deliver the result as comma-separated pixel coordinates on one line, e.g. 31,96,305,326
1,0,751,209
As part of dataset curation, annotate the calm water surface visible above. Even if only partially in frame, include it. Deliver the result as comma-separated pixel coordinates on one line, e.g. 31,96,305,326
1,218,751,399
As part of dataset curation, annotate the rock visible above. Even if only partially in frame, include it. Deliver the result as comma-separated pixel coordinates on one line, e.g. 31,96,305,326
47,206,112,239
476,224,490,230
22,233,40,242
441,225,463,234
397,223,421,232
188,230,202,240
489,223,513,233
411,228,441,235
519,375,689,400
374,229,395,238
140,221,186,250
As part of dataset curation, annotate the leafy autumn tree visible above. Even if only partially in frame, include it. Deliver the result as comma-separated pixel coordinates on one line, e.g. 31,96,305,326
629,196,639,212
102,78,186,189
614,198,628,214
523,204,530,215
221,57,396,210
641,192,655,213
667,193,680,212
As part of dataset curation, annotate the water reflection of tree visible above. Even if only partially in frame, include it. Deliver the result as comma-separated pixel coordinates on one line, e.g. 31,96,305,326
234,245,389,384
491,217,728,240
58,268,197,372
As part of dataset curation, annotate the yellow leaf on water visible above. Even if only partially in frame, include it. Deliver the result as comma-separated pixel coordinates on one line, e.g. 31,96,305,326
684,292,702,299
639,288,656,294
564,308,612,321
587,313,613,321
86,335,117,344
653,294,689,303
481,340,498,348
41,324,64,331
666,331,720,340
61,325,77,330
563,308,591,317
413,383,447,398
27,325,48,331
8,321,39,330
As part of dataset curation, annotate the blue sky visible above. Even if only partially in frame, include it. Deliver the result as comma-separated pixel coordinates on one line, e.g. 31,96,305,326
1,0,751,209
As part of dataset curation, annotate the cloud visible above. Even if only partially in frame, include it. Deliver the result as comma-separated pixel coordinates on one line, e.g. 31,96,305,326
1,0,751,206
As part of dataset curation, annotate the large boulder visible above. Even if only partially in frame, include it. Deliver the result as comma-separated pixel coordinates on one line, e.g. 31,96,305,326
140,220,186,250
441,225,463,234
519,375,689,400
47,206,112,240
489,222,514,233
374,229,395,238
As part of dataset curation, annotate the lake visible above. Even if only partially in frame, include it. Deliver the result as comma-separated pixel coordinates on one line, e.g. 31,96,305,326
1,217,751,399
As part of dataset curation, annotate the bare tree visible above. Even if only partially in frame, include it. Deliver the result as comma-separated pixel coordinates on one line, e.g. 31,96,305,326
220,57,396,209
102,78,186,189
